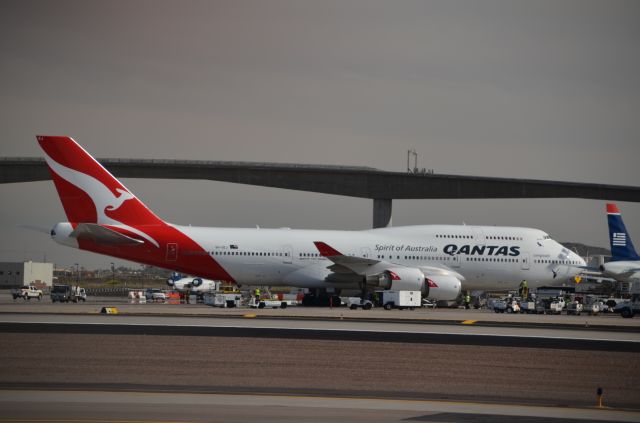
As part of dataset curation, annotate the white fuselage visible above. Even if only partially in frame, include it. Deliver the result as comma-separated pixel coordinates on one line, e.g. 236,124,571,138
175,224,584,291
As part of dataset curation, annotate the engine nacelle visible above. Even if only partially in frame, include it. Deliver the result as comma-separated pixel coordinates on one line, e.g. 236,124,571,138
424,275,462,301
191,277,203,287
600,261,635,279
375,268,425,291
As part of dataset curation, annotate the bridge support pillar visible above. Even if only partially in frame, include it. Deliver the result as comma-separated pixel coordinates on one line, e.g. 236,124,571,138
373,198,392,228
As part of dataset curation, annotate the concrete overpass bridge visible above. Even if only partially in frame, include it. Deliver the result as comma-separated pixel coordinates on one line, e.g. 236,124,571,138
1,157,639,227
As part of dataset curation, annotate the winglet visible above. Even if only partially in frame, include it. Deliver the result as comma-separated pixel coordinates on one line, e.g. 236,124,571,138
313,241,343,257
606,203,620,214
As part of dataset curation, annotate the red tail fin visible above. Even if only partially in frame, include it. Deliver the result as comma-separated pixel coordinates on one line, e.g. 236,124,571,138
37,135,163,227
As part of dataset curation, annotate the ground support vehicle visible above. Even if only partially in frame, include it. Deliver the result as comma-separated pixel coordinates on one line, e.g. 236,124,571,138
249,297,292,309
347,297,374,310
566,301,584,315
203,292,242,308
576,295,602,315
519,300,536,314
381,290,421,310
50,285,86,303
144,288,166,302
614,298,640,318
536,297,565,314
493,298,520,313
11,286,43,301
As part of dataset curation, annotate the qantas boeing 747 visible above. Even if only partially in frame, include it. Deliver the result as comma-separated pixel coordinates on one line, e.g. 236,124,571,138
39,135,585,303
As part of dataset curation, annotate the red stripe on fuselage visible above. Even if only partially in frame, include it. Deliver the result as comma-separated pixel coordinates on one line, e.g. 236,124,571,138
78,224,235,282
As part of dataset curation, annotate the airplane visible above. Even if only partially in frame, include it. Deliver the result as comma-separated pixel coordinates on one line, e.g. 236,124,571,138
166,273,219,295
38,135,586,305
600,203,640,282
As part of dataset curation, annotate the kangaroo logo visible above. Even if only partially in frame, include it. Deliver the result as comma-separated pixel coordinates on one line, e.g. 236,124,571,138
44,153,160,247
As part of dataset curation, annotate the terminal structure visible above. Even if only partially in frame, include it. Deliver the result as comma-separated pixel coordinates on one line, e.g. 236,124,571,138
1,157,639,227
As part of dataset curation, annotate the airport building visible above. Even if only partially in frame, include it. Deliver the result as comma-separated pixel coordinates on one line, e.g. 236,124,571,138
0,261,53,289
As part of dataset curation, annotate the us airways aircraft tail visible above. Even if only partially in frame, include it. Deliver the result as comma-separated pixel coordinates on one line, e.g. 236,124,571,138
601,203,640,281
38,135,585,302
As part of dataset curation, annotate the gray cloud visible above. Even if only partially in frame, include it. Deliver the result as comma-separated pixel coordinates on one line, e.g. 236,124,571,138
1,0,638,268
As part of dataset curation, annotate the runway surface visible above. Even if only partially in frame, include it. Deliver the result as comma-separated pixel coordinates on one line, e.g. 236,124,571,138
2,296,640,421
2,390,640,423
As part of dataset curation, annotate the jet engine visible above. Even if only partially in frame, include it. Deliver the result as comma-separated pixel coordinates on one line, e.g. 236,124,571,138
191,277,203,287
424,275,462,301
600,262,638,281
372,268,426,291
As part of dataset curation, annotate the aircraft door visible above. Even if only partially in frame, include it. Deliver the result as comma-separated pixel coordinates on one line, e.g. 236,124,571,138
521,252,530,270
360,247,372,259
282,245,293,264
451,254,461,268
166,243,178,262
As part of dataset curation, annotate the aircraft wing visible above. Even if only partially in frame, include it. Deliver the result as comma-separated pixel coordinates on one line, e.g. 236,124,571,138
313,241,463,280
70,223,145,246
314,241,382,275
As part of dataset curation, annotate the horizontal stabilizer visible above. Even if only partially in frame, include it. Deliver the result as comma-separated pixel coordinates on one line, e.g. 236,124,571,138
70,223,145,246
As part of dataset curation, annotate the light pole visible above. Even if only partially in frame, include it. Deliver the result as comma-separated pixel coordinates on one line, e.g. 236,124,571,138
74,263,79,286
110,262,115,284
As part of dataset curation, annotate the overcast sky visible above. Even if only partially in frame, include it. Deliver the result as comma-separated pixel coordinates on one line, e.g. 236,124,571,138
1,0,639,269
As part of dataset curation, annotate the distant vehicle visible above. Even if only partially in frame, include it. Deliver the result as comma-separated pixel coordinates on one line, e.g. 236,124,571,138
51,285,86,303
11,286,43,301
145,288,166,302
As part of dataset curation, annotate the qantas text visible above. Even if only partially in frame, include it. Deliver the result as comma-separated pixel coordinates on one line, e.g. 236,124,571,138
443,244,520,257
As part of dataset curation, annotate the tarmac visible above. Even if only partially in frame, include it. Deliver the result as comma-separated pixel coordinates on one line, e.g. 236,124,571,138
1,293,640,422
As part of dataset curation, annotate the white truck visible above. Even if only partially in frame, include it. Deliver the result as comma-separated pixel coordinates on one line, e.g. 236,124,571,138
11,286,43,300
382,290,421,310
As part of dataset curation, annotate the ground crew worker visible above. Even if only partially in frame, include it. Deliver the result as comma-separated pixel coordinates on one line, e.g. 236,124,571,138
464,293,471,309
254,288,261,304
519,280,529,299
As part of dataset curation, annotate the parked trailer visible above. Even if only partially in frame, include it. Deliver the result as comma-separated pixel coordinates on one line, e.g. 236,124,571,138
382,291,421,310
203,292,242,308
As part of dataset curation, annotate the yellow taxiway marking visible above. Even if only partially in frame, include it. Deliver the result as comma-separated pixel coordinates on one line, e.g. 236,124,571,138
461,320,477,325
243,313,257,318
